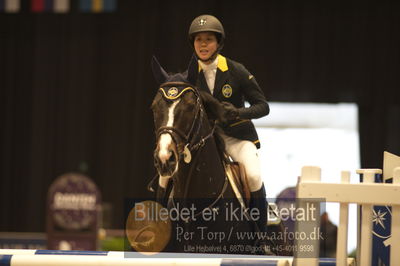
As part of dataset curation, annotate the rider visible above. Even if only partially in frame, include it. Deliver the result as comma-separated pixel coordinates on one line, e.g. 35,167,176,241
188,14,270,233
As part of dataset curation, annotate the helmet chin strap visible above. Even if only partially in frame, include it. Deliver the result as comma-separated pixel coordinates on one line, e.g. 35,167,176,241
199,51,218,64
197,45,221,64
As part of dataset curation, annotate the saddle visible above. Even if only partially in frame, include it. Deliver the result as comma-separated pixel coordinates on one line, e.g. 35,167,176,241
212,129,252,208
225,160,251,208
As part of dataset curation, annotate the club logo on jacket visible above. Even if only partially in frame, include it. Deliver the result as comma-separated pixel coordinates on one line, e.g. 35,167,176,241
222,84,232,98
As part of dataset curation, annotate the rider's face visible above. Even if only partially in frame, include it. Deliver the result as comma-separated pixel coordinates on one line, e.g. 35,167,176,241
194,32,219,63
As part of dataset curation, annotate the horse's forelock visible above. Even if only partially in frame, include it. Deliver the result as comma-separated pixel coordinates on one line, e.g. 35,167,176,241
166,73,191,85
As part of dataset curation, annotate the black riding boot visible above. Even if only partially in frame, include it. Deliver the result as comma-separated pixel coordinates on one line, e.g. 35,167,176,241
249,184,269,254
250,184,267,233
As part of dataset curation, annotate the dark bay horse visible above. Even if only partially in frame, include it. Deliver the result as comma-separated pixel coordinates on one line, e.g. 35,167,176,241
149,56,286,255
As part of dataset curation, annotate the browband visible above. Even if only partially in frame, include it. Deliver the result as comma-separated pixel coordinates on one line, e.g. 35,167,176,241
159,82,198,100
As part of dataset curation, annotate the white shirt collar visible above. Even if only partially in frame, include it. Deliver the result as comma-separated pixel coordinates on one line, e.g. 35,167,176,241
198,56,218,72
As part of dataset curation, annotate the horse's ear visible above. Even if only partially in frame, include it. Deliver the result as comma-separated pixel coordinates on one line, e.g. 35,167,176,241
151,56,169,85
186,54,198,86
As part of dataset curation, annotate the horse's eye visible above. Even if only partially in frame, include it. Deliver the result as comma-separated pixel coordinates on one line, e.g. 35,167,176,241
150,98,159,111
183,93,196,106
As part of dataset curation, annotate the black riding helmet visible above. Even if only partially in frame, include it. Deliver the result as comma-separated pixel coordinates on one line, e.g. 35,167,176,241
188,14,225,51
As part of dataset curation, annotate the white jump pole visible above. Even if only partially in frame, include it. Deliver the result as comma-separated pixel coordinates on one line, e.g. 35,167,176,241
1,255,222,266
293,166,320,266
390,167,400,266
336,171,350,266
356,169,382,266
0,250,291,266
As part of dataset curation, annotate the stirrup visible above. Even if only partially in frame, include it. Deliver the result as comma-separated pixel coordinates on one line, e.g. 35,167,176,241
267,202,282,226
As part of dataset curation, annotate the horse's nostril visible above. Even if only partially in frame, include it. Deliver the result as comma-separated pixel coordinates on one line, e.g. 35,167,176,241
154,152,161,165
154,149,177,177
168,152,175,163
157,149,173,164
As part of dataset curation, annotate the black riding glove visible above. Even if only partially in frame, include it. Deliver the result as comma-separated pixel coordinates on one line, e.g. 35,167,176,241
221,101,239,122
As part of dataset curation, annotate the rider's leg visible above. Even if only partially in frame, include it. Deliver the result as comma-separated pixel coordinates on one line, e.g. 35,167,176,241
222,135,267,233
249,184,267,233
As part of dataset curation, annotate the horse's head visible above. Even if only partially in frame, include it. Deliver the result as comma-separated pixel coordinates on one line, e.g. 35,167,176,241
151,56,201,178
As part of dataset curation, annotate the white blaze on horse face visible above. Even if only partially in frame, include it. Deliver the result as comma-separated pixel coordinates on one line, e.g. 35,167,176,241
158,100,180,165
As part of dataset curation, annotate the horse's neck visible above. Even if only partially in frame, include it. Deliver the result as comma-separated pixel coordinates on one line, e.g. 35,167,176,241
173,125,226,199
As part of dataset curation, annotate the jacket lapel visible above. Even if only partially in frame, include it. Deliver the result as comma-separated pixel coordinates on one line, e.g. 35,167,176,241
213,55,229,96
213,69,229,97
196,71,208,92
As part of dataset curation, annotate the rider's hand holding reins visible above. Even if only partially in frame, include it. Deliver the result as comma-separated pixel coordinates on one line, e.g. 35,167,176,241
221,101,239,121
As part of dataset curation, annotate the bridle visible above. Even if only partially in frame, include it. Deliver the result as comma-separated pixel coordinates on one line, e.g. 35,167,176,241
152,81,228,221
156,82,215,163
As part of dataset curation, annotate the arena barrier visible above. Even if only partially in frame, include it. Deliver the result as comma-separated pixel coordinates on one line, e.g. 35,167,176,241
295,166,400,266
0,249,356,266
4,166,398,266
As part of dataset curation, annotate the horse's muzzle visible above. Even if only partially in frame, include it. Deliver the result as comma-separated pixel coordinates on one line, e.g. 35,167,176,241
154,147,178,177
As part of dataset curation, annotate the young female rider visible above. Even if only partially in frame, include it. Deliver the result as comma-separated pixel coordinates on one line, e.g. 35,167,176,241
188,14,270,232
